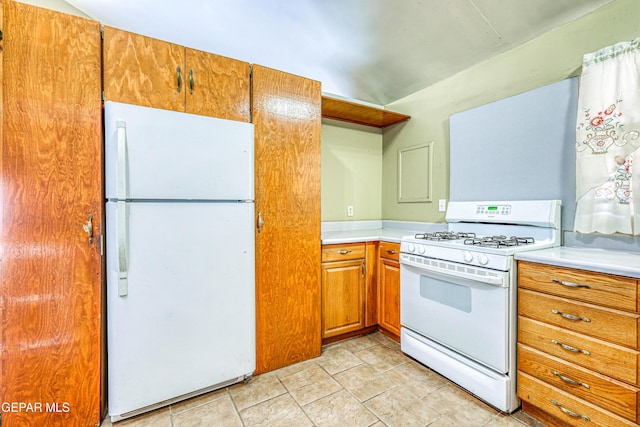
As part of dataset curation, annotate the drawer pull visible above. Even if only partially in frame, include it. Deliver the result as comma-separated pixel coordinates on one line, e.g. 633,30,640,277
551,339,590,355
550,400,591,422
552,278,591,289
386,249,397,254
338,250,352,255
550,370,590,388
551,310,591,323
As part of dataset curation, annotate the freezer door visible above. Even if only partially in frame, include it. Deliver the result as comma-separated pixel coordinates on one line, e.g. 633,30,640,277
106,201,255,417
105,101,254,201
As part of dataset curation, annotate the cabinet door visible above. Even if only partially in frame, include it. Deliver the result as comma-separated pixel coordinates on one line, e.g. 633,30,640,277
2,2,103,426
253,65,322,374
379,258,401,339
103,26,185,111
322,260,366,338
185,48,251,121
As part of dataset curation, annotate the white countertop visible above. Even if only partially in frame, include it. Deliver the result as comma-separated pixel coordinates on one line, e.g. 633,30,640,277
321,220,446,245
515,246,640,278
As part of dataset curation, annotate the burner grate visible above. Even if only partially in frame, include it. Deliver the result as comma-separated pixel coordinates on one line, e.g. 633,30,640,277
463,236,535,248
414,231,476,241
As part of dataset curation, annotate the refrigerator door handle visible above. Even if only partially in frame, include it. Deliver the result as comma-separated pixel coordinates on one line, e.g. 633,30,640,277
117,201,129,297
117,120,128,200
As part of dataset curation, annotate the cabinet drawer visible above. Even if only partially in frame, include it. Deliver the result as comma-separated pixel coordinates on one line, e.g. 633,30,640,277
518,344,640,423
379,241,400,261
518,261,639,312
519,316,640,385
519,288,640,349
518,372,638,427
322,243,366,262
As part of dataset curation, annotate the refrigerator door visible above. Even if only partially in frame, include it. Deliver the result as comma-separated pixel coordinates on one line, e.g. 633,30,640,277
106,201,255,418
104,101,254,201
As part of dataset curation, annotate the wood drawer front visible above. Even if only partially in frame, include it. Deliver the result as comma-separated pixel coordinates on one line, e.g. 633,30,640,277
518,344,639,423
518,261,638,312
519,288,640,349
518,372,638,427
322,243,366,262
519,316,640,385
379,241,400,261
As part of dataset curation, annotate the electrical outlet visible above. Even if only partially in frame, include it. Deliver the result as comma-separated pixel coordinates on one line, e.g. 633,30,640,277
347,205,354,217
438,199,447,212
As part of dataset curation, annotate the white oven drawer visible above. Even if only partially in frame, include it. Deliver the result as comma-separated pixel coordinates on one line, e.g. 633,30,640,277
400,262,510,373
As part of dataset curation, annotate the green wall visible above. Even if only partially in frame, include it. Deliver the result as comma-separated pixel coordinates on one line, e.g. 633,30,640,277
382,0,640,222
321,121,382,221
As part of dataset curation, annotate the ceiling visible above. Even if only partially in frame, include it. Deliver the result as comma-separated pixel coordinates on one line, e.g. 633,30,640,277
64,0,613,105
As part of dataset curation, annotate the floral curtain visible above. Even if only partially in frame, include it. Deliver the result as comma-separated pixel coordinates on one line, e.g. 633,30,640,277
575,38,640,235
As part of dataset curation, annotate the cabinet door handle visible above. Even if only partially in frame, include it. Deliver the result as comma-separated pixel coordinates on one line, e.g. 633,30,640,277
362,262,365,277
176,66,182,92
386,249,396,254
338,250,352,255
189,69,194,94
550,400,590,421
550,370,590,388
552,278,590,289
82,214,94,243
551,339,590,355
257,211,264,233
551,310,591,323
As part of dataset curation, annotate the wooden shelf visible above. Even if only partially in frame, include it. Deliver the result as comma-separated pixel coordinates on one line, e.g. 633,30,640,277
322,96,410,128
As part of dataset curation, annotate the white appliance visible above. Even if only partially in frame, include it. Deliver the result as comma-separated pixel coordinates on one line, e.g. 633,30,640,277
400,200,561,413
104,102,256,421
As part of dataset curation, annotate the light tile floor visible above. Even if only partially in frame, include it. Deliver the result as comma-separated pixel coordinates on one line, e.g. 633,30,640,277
101,332,547,427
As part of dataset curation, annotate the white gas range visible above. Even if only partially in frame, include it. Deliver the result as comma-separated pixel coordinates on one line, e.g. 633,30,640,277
400,200,561,413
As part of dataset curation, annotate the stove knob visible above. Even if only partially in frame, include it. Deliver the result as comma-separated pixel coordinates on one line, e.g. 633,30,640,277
463,251,474,263
478,254,489,265
417,245,426,255
408,243,416,253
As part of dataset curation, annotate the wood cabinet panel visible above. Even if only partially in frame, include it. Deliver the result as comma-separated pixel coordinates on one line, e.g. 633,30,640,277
253,65,321,374
519,316,640,386
519,288,640,348
104,28,250,122
379,241,400,262
103,26,185,112
519,261,639,312
321,243,366,262
185,48,250,121
519,344,639,423
378,257,401,340
2,2,103,425
518,372,638,427
321,259,366,338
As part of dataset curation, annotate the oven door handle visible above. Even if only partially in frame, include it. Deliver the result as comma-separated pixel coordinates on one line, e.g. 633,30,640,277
400,254,507,287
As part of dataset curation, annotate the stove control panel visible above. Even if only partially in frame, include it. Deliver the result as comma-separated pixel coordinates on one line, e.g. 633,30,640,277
476,204,511,216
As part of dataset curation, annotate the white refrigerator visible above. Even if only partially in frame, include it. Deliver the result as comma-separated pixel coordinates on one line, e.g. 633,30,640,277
104,102,255,421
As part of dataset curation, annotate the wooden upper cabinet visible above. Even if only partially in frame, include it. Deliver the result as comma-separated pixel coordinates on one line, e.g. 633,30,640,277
103,26,185,112
185,48,250,121
103,27,250,122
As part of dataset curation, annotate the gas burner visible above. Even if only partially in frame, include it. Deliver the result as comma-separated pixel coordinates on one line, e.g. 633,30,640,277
414,231,476,241
463,236,535,248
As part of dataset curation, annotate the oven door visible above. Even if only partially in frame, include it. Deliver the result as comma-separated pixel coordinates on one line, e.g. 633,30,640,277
400,255,510,373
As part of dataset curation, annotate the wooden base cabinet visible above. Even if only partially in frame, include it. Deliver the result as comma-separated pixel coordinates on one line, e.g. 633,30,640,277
378,242,401,342
517,261,640,426
321,244,367,339
1,2,104,426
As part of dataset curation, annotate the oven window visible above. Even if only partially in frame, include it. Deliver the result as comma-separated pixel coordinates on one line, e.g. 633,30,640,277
420,275,471,313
